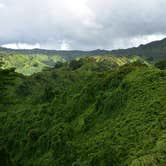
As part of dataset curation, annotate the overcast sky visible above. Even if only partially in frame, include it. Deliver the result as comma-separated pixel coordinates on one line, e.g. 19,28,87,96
0,0,166,50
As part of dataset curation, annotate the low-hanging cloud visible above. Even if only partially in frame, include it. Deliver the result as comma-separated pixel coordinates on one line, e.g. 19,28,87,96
0,0,166,50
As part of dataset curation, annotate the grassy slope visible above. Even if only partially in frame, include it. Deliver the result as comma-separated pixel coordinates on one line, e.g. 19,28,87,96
0,52,65,75
0,58,165,166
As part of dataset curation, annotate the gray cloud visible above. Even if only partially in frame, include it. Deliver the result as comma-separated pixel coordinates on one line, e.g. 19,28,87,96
0,0,166,50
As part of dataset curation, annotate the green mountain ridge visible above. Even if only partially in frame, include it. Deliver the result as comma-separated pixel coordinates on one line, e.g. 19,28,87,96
0,57,165,165
0,47,110,61
1,37,166,61
0,50,146,75
111,38,166,61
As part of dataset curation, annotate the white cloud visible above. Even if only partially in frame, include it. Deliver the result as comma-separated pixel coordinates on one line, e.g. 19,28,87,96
110,34,166,50
60,40,71,50
1,41,72,50
1,43,41,49
0,0,166,50
65,0,102,29
0,3,5,8
130,34,166,47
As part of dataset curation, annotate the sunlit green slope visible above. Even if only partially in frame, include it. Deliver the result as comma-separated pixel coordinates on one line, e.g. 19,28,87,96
0,50,147,75
0,52,65,75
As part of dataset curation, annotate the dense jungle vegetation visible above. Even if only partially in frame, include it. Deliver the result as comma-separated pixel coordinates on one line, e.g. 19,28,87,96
0,54,166,165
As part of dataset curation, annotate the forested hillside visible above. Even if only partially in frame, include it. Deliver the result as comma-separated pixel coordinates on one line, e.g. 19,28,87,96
0,56,166,166
111,38,166,61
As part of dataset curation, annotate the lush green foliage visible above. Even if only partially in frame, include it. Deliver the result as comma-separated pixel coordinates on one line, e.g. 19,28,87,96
0,56,166,166
155,60,166,70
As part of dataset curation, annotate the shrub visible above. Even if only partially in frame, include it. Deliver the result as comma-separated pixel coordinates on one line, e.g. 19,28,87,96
69,59,84,70
155,60,166,70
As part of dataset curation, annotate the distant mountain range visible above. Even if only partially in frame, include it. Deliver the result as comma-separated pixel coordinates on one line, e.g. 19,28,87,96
111,38,166,61
0,38,166,75
0,38,166,61
0,47,110,61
